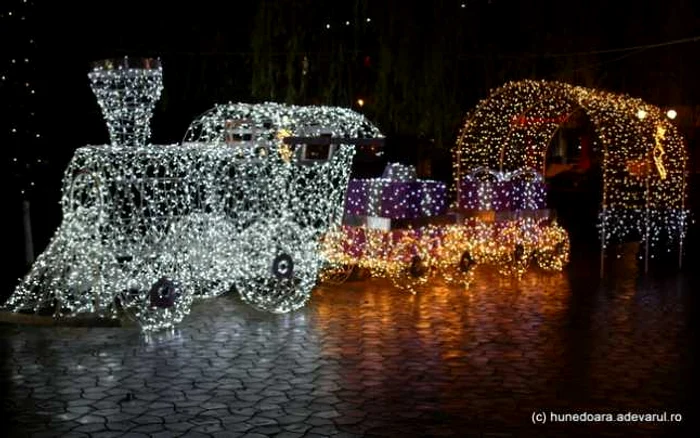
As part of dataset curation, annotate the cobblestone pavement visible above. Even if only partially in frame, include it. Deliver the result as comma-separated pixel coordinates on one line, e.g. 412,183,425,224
1,257,696,438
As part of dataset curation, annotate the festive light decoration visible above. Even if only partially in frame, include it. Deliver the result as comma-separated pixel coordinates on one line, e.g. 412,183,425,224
454,80,689,264
6,142,356,329
344,163,447,219
458,167,546,211
88,57,164,146
653,124,667,180
321,165,569,291
382,162,417,181
321,218,570,292
6,65,363,330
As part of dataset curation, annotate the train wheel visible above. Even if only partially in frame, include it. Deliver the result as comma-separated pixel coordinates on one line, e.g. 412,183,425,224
117,275,193,331
234,219,320,313
320,263,356,285
390,254,430,294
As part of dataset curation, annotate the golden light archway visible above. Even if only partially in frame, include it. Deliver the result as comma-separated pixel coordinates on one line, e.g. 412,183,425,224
454,80,689,265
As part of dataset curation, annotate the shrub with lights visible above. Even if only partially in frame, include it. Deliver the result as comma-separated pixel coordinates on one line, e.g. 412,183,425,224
455,80,689,272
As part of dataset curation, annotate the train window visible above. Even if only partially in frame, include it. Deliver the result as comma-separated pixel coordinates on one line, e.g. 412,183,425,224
300,143,333,162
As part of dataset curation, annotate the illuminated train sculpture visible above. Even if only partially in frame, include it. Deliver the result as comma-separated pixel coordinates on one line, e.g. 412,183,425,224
5,61,576,331
5,59,381,331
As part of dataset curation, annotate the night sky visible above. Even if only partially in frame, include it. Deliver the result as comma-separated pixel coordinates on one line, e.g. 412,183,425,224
29,0,700,145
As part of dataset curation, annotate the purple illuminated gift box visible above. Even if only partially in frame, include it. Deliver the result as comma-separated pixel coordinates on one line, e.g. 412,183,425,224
344,164,447,219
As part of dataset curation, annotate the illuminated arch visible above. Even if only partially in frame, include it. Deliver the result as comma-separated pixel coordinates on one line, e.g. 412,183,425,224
454,80,689,263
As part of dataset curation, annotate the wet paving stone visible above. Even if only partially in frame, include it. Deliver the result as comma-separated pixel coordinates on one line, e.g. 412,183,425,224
1,262,697,437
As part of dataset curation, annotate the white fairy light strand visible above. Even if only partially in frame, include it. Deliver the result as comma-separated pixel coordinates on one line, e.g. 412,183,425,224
345,163,447,219
459,167,546,211
183,101,384,247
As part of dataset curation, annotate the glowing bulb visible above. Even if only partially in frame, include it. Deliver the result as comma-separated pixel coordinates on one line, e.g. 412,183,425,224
666,109,677,120
357,98,365,107
636,109,647,120
276,128,292,139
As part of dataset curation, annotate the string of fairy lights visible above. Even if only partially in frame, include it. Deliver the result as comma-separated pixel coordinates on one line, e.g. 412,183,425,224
344,163,448,219
459,167,546,211
184,101,382,144
455,79,689,259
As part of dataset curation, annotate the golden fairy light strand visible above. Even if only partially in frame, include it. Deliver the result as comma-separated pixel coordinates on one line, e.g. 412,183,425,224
320,217,570,292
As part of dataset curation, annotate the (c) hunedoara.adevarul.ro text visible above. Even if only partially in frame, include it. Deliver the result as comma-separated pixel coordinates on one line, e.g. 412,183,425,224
531,411,683,424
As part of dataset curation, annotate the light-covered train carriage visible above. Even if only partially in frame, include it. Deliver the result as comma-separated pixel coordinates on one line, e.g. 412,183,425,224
453,167,570,275
320,163,571,292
